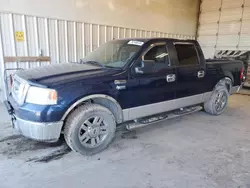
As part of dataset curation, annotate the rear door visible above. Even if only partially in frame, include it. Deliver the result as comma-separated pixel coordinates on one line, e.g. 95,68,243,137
171,42,206,100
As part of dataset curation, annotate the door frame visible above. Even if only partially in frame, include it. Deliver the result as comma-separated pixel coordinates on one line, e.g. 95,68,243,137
168,41,206,98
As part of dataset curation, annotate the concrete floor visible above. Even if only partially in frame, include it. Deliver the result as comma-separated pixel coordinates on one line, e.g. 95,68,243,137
0,93,250,188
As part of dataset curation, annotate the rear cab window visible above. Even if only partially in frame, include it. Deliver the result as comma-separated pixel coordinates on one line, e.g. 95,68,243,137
174,43,200,66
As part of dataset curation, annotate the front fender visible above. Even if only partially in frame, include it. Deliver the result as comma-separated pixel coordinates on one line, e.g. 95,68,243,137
61,94,123,123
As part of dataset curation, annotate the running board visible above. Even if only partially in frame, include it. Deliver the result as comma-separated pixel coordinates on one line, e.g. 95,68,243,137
126,106,202,130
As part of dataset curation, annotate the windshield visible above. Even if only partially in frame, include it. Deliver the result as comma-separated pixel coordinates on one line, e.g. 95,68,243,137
81,40,144,68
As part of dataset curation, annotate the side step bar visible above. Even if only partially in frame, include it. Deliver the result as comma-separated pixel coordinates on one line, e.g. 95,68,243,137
126,106,202,130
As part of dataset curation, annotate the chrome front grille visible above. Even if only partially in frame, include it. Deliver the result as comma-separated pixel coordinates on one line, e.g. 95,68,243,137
11,75,29,105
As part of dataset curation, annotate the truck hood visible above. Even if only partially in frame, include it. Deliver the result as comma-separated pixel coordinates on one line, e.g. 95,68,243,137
16,63,121,87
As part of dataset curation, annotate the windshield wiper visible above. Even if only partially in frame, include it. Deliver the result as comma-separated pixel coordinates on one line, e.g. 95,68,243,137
80,60,106,68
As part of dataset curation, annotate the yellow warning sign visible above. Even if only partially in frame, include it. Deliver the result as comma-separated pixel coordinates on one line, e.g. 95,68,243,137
15,31,24,42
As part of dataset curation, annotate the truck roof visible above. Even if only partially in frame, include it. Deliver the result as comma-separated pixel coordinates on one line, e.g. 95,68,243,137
113,37,196,43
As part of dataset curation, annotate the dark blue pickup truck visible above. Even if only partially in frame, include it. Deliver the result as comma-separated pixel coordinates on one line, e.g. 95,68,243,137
5,38,245,155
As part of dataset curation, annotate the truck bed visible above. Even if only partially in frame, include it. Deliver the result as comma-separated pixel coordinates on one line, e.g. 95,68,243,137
206,59,243,65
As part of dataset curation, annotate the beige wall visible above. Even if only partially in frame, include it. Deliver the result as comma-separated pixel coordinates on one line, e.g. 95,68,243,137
0,0,199,36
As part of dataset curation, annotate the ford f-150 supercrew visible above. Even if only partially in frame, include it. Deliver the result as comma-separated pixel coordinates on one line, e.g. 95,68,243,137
4,38,245,155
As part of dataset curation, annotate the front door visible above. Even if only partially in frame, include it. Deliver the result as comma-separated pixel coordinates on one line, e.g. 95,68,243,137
121,42,177,120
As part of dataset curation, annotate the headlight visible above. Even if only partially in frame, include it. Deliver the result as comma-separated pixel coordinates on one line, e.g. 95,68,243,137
25,86,57,105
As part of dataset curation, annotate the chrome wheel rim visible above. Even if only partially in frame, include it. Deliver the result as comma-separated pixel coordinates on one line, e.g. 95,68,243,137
78,116,109,148
215,91,227,112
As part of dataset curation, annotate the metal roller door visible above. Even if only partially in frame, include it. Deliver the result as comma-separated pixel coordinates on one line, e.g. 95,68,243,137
198,0,250,59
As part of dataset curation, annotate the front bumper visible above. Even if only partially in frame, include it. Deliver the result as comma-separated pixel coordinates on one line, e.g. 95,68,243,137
13,116,63,142
4,100,63,142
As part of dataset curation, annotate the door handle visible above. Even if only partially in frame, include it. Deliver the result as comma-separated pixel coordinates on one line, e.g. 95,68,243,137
197,70,205,78
166,74,176,82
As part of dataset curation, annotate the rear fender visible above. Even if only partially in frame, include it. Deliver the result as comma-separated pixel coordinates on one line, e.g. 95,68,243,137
215,77,232,93
222,71,234,85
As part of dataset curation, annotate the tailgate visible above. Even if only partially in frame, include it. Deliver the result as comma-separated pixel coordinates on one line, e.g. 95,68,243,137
214,50,250,86
247,63,250,84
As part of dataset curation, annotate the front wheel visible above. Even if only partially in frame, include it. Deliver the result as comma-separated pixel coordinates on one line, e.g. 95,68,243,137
204,85,229,115
64,104,116,155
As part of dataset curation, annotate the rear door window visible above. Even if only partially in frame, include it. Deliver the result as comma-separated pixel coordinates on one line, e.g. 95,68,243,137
174,44,199,66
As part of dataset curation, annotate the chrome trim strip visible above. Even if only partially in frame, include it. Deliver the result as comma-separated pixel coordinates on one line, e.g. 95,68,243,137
14,116,63,142
61,94,123,121
114,80,127,85
122,92,212,121
116,85,126,90
173,42,195,45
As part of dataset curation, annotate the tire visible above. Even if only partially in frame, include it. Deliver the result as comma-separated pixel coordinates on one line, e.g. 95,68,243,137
204,84,229,115
64,103,116,155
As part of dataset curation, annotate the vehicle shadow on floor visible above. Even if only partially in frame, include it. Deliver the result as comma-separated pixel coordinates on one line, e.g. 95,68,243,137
1,105,245,163
0,111,206,163
0,133,71,162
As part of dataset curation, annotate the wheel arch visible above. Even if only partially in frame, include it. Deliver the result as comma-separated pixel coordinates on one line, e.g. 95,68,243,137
222,71,234,85
61,94,123,124
216,77,233,93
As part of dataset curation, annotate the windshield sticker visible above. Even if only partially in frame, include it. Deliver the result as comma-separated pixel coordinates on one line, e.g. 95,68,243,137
128,40,144,46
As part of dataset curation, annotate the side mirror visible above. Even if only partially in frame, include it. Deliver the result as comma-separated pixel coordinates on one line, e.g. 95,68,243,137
135,60,155,74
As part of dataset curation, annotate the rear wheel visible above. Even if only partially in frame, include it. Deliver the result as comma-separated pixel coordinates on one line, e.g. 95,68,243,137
64,104,116,155
204,85,229,115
